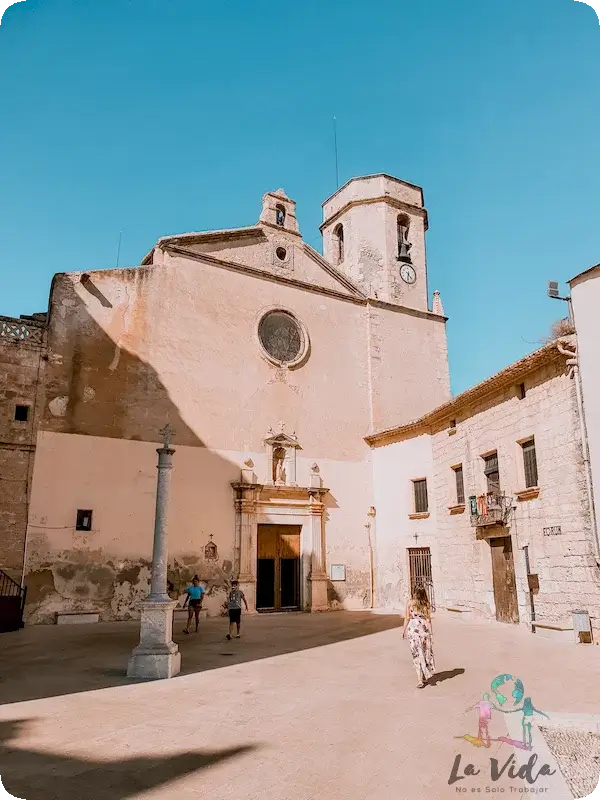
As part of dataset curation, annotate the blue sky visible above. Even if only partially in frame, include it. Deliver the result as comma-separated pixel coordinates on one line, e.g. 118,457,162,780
1,0,598,394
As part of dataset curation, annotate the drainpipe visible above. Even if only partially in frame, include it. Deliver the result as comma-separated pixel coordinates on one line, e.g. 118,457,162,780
366,506,377,609
556,340,600,561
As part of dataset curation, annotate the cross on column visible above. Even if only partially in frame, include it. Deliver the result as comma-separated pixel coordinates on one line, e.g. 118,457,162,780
159,423,175,450
413,533,419,545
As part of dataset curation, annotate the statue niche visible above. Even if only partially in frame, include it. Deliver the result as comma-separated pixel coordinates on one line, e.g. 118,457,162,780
273,446,287,484
264,425,300,486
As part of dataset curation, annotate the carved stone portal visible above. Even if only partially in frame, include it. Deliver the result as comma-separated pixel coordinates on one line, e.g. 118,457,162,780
264,425,301,486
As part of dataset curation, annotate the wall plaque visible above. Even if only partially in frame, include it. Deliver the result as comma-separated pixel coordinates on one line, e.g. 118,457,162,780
543,526,562,536
330,564,346,581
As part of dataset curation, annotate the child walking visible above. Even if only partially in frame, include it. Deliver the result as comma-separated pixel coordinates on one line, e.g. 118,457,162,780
226,579,248,640
183,576,205,635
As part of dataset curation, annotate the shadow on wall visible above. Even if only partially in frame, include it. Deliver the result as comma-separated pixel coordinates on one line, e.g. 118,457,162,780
0,719,258,800
25,271,239,624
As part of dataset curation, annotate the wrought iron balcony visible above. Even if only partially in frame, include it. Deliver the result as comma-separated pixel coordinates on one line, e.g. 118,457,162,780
469,492,512,528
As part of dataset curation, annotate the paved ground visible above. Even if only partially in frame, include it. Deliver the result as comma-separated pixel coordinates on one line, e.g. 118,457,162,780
0,611,599,800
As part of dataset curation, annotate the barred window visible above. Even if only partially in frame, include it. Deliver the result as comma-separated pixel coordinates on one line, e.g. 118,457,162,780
453,465,465,505
413,479,428,514
522,440,538,488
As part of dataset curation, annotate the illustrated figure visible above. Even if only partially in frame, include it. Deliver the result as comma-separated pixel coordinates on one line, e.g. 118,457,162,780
497,695,549,750
465,693,494,747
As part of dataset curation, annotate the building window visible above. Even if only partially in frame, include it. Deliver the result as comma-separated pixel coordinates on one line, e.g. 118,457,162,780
275,205,286,227
76,509,93,532
453,465,465,505
519,383,526,400
257,309,308,367
14,405,30,422
397,214,412,263
483,452,500,495
522,440,538,488
333,224,344,264
413,479,428,514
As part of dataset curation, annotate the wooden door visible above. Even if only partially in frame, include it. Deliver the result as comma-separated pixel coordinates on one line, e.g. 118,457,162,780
256,525,301,611
490,536,519,623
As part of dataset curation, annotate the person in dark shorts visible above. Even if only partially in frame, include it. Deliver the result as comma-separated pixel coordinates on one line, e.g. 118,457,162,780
226,579,248,640
183,576,205,634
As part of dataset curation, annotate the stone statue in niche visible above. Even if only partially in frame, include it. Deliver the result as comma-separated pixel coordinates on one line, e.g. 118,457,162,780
273,446,286,483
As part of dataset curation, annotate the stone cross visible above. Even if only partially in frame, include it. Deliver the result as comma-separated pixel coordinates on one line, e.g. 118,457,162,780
159,423,175,450
413,533,419,545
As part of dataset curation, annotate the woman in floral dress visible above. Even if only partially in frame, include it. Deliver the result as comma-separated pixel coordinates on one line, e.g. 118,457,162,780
402,583,435,688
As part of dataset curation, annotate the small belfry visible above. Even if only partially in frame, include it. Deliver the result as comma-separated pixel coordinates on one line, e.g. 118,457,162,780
259,189,300,235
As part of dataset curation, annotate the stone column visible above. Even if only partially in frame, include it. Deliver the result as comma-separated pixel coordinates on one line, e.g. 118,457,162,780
309,464,329,611
128,425,180,679
237,490,258,613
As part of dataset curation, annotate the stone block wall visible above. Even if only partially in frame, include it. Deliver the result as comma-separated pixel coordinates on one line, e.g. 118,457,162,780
431,356,600,629
0,316,46,583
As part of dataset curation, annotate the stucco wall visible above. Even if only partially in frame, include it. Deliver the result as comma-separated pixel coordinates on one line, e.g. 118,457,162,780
25,432,373,622
371,434,438,611
571,267,600,541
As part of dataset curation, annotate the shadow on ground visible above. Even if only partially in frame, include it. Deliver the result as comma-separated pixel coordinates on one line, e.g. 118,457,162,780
428,668,465,686
0,611,401,705
0,719,256,800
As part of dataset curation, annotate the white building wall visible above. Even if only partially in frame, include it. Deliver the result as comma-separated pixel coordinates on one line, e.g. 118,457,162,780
570,265,600,554
371,434,438,610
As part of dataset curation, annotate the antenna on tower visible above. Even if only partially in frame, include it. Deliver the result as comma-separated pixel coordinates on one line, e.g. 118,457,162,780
333,115,339,188
115,230,123,269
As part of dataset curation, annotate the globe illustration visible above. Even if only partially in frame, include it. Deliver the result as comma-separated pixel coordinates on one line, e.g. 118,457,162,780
491,674,524,708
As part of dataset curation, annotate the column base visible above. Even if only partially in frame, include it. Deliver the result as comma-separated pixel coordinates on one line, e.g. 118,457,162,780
127,599,181,680
309,574,329,612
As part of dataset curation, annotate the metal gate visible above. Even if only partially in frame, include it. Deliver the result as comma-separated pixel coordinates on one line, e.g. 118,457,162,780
0,570,27,633
408,547,435,611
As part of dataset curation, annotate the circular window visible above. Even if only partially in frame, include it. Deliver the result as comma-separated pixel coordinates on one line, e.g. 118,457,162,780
275,247,287,261
258,310,307,367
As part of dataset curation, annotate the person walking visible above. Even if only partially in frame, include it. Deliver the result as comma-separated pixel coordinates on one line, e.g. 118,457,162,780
402,582,435,688
183,576,205,635
226,579,248,640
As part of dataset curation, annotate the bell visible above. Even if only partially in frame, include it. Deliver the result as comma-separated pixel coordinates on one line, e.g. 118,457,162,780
397,241,412,264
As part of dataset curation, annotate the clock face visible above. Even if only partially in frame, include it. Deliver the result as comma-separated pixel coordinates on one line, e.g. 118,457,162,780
400,264,416,284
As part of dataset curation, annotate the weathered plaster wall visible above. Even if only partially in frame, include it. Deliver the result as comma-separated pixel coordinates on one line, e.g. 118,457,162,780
25,188,448,622
367,304,450,433
371,434,439,611
25,433,373,622
0,320,45,582
431,357,600,628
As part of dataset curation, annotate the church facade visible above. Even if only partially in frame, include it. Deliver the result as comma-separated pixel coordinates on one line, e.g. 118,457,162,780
2,172,598,636
6,174,450,623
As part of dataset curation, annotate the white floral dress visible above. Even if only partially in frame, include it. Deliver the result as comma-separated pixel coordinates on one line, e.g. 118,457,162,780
406,606,435,682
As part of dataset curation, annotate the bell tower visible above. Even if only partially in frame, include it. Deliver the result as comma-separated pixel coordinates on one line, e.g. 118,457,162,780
320,174,429,311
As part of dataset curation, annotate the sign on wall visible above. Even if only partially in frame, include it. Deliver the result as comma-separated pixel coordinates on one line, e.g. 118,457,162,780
543,526,562,536
330,564,346,581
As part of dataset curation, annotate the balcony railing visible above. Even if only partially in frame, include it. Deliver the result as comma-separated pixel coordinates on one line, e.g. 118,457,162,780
469,492,512,528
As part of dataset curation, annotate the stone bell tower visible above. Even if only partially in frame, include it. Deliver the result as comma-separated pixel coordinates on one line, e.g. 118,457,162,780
320,174,429,311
